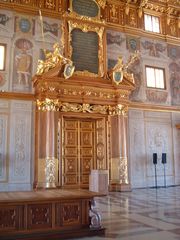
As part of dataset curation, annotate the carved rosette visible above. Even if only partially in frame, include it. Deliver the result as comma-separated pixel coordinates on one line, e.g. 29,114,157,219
45,157,56,188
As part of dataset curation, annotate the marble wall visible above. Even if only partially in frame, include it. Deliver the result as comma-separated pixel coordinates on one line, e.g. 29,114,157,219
129,109,180,188
0,100,34,191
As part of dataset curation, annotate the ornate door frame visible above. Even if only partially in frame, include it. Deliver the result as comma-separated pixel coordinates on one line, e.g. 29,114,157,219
58,113,108,188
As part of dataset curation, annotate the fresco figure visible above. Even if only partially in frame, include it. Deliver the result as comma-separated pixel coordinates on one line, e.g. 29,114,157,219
15,48,31,85
13,39,33,92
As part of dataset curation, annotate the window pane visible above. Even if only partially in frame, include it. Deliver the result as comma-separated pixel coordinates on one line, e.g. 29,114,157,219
155,68,164,88
0,45,5,70
152,16,160,33
144,14,160,33
144,14,152,31
146,67,155,87
146,66,165,89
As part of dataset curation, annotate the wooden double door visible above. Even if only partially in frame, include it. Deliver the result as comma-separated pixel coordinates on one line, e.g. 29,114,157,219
61,116,107,188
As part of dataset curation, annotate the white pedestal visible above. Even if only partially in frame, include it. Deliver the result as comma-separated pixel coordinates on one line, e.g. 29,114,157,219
89,170,109,194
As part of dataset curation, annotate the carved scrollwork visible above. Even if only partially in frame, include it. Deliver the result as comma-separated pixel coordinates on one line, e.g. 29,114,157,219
109,104,128,116
37,99,61,111
61,103,109,114
89,199,102,229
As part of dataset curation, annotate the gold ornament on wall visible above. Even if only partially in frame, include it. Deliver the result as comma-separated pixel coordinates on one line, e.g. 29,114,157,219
125,4,130,15
36,43,75,78
36,100,128,116
37,98,61,111
96,0,107,9
138,7,143,18
138,0,148,18
107,51,139,86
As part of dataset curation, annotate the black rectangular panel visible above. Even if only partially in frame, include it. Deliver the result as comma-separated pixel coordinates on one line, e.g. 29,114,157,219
71,29,99,74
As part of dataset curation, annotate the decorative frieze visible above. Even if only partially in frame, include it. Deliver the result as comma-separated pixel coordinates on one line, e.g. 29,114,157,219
37,100,128,116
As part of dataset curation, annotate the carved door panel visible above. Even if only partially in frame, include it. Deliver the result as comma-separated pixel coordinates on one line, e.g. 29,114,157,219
62,118,95,188
80,120,94,188
95,118,107,170
63,119,78,186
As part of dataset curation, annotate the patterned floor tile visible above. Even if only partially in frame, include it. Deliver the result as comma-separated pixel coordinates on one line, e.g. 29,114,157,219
74,186,180,240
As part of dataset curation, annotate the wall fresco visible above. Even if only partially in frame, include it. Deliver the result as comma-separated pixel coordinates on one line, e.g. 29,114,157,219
106,30,126,70
43,21,59,37
0,13,9,26
12,38,33,92
141,40,166,58
168,45,180,105
126,36,140,53
129,58,142,101
146,89,168,103
15,16,35,36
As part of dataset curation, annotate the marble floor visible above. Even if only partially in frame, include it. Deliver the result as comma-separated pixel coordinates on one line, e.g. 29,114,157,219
75,186,180,240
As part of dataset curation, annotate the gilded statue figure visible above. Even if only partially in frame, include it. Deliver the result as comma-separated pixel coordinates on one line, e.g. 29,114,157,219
112,56,123,72
36,43,74,77
108,51,139,85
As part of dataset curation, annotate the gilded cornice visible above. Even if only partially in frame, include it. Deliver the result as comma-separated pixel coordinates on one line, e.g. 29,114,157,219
33,76,134,106
63,11,106,25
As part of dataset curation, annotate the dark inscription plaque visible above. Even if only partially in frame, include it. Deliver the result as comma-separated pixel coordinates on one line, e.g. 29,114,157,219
72,29,99,74
72,0,99,18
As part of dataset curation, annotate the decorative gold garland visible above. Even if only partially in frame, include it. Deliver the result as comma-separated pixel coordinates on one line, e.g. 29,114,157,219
37,99,128,115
